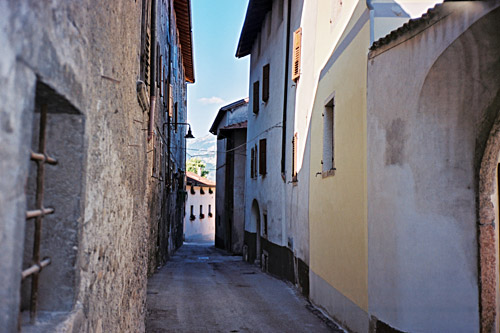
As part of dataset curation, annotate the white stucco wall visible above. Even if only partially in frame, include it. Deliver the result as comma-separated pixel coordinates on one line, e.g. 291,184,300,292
367,2,500,331
184,185,215,242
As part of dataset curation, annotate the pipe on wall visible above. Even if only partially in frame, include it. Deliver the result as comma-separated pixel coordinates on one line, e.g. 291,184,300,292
148,0,157,141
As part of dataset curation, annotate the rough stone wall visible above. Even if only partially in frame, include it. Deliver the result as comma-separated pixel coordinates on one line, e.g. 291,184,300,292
0,0,188,331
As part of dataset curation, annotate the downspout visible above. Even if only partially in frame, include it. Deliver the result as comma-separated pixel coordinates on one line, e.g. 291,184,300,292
148,0,157,141
281,0,292,179
366,0,375,44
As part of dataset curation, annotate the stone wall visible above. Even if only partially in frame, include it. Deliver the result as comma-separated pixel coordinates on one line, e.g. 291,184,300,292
0,0,189,331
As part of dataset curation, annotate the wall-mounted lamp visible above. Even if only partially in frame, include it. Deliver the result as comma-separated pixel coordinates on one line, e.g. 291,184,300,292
162,122,195,139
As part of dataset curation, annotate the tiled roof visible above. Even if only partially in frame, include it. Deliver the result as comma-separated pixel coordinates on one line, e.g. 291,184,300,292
370,3,443,51
174,0,195,83
186,171,215,187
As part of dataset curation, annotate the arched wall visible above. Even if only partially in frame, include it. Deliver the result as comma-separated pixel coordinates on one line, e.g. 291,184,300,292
367,3,500,332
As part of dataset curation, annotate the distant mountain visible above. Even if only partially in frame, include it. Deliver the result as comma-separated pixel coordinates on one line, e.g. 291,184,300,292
186,134,217,181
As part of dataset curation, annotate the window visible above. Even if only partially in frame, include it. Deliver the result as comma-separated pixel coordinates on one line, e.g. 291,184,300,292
200,187,205,195
292,133,298,181
190,185,195,195
323,97,335,175
190,205,195,220
21,81,84,324
251,148,255,178
174,102,178,131
259,138,267,176
262,64,270,102
168,84,173,117
292,28,302,81
254,144,258,178
263,213,268,237
208,205,212,217
199,205,205,219
140,0,151,84
253,81,260,114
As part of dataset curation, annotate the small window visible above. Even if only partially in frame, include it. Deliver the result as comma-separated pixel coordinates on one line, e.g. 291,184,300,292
174,102,178,132
208,205,213,217
323,97,335,175
251,148,255,178
199,205,205,219
292,133,298,181
190,205,195,220
168,84,173,117
263,213,268,237
253,81,260,114
259,139,267,176
254,144,258,178
262,64,270,103
292,28,302,81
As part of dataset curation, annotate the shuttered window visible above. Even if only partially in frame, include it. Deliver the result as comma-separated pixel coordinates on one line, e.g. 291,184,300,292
253,81,260,114
259,138,267,176
251,148,255,178
292,28,302,81
254,144,258,178
140,0,151,84
168,84,173,117
262,64,270,102
292,133,298,180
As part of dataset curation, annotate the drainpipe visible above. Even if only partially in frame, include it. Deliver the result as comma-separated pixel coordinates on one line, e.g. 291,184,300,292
281,0,292,179
366,0,375,44
148,0,157,141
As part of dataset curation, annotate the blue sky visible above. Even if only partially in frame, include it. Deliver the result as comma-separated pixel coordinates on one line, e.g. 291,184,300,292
187,0,250,137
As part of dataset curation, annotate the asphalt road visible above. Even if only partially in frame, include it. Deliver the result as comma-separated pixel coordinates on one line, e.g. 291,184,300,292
146,243,341,333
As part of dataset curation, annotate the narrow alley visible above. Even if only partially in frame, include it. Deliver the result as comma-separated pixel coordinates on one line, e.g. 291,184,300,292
146,243,341,333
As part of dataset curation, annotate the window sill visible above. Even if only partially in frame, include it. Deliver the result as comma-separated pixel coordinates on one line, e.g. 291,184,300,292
321,169,336,178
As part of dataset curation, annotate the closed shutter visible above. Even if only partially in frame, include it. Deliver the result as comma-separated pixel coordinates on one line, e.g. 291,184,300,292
262,64,270,102
292,28,302,81
169,84,173,117
253,81,259,114
292,133,298,179
259,139,267,175
140,0,151,84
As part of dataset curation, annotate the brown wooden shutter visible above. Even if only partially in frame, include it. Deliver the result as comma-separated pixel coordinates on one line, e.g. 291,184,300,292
140,0,151,83
253,81,259,114
262,64,270,102
292,133,298,179
259,139,267,175
168,84,173,117
292,28,302,81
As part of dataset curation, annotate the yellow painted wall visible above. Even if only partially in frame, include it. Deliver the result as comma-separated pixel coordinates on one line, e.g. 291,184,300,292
309,2,369,311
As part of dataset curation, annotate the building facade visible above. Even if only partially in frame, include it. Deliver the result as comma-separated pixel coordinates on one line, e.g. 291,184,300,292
0,0,193,331
184,172,216,243
210,99,248,254
367,2,500,331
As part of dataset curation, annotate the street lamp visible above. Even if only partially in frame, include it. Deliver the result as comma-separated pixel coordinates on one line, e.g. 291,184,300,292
162,122,195,139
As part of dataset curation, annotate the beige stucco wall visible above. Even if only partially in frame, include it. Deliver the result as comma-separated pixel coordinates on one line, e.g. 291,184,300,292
308,3,370,330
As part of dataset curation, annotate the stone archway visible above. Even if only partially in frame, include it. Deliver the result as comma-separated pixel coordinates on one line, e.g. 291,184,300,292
479,112,500,333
